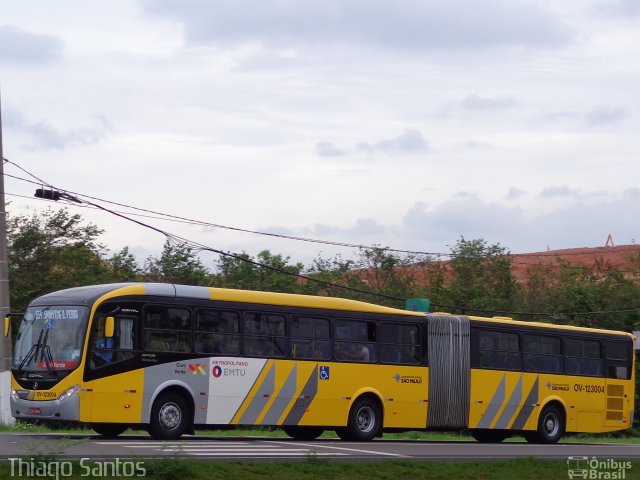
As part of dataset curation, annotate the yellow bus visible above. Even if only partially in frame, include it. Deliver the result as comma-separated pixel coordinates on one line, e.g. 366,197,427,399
10,283,635,442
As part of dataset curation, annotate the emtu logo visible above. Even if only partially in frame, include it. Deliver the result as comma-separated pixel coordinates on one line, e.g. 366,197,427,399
212,366,223,378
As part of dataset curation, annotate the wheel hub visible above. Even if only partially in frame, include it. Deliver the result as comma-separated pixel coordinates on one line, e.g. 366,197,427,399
159,402,181,430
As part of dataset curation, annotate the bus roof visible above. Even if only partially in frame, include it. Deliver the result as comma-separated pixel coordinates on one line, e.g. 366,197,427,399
30,283,633,338
463,313,634,339
30,282,425,317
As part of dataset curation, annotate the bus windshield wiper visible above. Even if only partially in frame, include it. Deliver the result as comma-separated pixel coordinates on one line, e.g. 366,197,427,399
16,328,58,378
38,329,57,377
17,328,44,376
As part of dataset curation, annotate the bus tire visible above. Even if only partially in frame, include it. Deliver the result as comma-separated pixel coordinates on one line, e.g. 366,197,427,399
338,397,381,441
92,423,128,438
526,404,565,444
283,426,325,440
469,429,509,443
148,391,190,440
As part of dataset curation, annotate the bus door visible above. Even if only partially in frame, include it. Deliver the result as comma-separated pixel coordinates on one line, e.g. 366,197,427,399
85,314,141,423
426,314,470,429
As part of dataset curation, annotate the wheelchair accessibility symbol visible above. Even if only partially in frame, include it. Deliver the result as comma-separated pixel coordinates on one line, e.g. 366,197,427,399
319,366,330,380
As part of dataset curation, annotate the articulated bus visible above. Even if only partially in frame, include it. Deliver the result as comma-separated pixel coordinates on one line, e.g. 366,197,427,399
10,283,635,442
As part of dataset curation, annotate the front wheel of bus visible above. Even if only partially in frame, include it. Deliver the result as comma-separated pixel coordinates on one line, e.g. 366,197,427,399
92,423,128,438
337,397,381,441
148,392,191,440
469,429,509,443
283,426,325,440
526,404,565,444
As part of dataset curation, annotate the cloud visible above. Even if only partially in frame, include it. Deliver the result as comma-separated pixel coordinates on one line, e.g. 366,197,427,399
461,94,516,111
315,141,347,157
315,129,429,158
0,25,63,64
5,110,114,151
144,0,570,50
400,189,640,254
505,187,527,200
586,107,629,127
539,186,577,198
357,129,428,156
595,0,640,17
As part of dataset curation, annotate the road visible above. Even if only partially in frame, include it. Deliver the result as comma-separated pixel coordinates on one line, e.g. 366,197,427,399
1,434,640,461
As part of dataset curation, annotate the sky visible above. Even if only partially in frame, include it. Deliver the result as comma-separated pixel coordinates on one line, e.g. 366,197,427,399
0,0,639,269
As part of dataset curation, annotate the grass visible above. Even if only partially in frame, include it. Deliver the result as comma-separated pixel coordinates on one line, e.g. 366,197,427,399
2,423,639,478
0,457,615,480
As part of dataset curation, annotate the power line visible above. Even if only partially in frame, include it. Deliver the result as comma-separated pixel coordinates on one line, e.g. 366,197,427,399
2,159,450,258
6,158,640,320
49,189,407,303
6,158,640,261
38,186,640,320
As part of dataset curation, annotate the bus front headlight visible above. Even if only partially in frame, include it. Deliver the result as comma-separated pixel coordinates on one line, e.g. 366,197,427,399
59,385,81,402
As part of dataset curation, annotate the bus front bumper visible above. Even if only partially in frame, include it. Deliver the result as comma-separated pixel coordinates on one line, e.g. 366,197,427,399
10,391,80,422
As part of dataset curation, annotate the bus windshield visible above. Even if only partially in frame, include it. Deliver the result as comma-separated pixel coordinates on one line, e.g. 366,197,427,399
12,306,90,373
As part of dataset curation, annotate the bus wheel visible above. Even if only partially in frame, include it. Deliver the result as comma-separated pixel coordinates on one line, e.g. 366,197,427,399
283,426,325,440
338,397,381,441
526,404,565,444
469,429,509,443
92,423,128,438
148,392,190,440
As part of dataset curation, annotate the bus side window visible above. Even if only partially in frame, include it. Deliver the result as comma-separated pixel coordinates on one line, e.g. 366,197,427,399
478,330,520,370
565,338,603,377
603,340,630,379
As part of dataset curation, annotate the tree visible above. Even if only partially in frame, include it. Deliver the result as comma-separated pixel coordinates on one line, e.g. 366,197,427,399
441,237,521,313
107,246,142,281
142,240,210,285
213,250,306,293
7,208,115,313
308,247,430,307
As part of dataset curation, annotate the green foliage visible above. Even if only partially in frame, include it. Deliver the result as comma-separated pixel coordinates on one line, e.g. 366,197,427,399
306,247,428,307
213,250,306,293
7,208,115,314
435,237,522,313
107,246,142,281
143,240,209,285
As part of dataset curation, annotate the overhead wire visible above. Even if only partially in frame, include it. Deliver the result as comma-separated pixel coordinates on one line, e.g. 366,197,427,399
3,158,450,258
4,158,640,319
5,158,640,260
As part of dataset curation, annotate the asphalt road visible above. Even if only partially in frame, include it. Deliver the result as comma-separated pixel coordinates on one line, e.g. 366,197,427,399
1,433,640,461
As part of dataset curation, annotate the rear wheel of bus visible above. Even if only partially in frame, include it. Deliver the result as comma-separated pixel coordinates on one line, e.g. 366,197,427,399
335,397,382,441
524,404,565,444
148,391,191,440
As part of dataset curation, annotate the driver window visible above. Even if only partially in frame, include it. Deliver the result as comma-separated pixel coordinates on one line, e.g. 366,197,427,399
90,315,135,369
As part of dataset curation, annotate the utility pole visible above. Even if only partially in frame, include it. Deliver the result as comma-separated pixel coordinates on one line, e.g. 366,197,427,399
0,94,14,425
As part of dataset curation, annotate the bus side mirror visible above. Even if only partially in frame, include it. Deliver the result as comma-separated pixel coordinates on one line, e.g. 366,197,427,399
3,315,9,337
105,316,115,338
